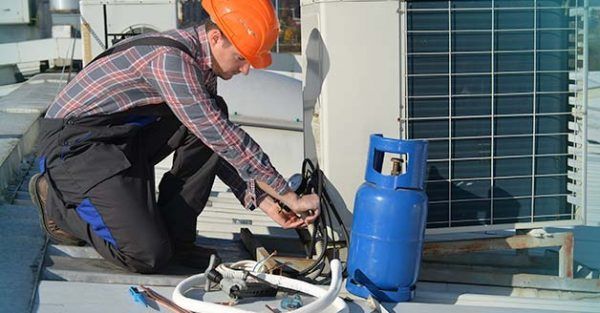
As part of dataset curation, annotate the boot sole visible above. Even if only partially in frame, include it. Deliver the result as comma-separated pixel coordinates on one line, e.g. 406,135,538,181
29,173,85,246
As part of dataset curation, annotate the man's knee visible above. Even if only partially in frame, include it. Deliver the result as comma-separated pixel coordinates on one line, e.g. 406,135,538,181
120,239,173,274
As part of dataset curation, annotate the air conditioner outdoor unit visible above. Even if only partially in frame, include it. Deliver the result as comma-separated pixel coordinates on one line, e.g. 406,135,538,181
301,0,401,227
80,0,177,64
0,0,30,24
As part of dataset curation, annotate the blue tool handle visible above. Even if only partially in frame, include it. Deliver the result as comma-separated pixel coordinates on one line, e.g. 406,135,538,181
128,286,148,307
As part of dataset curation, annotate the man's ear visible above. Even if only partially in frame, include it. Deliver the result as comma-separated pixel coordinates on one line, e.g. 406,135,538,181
207,29,222,46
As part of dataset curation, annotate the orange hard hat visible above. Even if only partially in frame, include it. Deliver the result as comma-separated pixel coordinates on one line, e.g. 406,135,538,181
202,0,279,69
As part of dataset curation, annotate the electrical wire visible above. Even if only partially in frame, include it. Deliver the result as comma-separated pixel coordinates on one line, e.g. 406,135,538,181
290,159,351,282
296,162,327,277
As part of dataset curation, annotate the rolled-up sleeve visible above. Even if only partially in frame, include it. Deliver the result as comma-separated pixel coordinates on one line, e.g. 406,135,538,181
142,49,290,206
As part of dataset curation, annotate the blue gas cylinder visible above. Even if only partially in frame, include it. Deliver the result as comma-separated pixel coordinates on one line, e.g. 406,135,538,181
346,134,428,302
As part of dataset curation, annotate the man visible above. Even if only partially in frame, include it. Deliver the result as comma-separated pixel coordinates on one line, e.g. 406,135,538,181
29,0,320,273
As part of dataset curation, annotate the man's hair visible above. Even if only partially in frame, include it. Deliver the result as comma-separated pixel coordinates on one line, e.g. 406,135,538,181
204,18,220,32
204,18,231,45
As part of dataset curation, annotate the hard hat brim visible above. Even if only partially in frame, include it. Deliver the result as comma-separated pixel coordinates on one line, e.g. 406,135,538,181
249,53,272,69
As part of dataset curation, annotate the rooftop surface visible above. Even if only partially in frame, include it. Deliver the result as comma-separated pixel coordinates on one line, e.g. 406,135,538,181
0,74,598,313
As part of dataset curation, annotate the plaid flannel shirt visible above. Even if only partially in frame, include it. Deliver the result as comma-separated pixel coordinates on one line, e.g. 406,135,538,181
45,25,289,210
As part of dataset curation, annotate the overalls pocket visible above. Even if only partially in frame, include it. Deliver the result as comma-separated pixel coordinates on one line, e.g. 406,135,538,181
61,141,131,194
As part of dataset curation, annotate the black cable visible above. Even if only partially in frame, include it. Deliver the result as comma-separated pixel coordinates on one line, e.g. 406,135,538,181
322,188,350,248
302,257,326,282
320,174,336,259
302,217,329,275
290,158,352,281
315,166,334,260
296,210,327,275
318,181,349,278
306,218,319,255
316,167,350,277
298,215,328,276
322,186,350,278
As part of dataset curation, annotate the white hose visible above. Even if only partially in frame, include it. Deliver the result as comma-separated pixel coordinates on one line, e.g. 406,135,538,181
172,259,348,313
216,260,261,280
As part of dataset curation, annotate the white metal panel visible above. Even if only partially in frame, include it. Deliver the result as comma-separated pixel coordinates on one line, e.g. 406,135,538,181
577,6,599,227
268,53,303,80
586,146,600,226
241,126,304,178
52,25,75,38
0,42,20,65
301,0,401,222
300,4,322,170
50,0,79,12
18,39,60,63
0,0,30,24
80,0,177,59
584,0,600,224
218,69,304,178
218,70,303,123
0,38,82,66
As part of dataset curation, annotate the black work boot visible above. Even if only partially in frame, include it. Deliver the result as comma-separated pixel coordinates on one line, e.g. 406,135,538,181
172,241,220,270
29,173,86,246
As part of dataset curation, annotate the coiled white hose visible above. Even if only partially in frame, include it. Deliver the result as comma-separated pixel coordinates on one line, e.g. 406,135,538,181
172,259,348,313
215,260,262,280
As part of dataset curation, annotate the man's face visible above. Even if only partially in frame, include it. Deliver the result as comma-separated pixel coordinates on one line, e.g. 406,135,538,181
208,29,251,80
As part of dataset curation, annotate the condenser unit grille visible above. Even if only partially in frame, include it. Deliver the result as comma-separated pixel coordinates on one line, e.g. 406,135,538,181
404,0,584,230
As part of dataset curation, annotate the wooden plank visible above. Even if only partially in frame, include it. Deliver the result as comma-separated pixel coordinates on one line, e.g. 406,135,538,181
272,256,315,272
422,252,557,269
240,228,281,273
424,233,571,256
240,228,313,273
424,232,575,280
256,247,279,273
558,232,574,278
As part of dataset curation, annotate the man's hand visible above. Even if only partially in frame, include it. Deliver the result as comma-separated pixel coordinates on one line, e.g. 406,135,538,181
255,181,321,225
258,196,306,229
290,193,320,224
